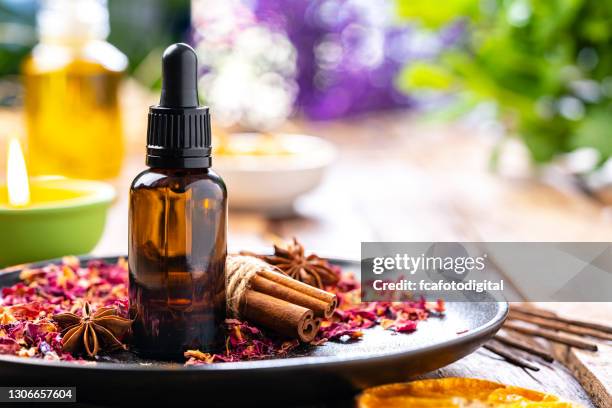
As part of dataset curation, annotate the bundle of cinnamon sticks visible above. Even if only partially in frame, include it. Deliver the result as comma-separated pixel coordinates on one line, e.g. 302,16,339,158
226,255,338,342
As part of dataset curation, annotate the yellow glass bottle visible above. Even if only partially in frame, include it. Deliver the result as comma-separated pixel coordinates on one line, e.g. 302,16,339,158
23,0,127,180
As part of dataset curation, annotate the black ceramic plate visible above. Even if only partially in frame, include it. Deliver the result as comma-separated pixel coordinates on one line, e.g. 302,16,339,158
0,256,507,407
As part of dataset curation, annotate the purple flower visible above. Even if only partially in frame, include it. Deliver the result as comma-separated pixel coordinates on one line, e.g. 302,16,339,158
253,0,417,119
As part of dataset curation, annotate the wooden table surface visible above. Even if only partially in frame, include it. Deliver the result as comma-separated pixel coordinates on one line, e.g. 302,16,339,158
1,104,610,406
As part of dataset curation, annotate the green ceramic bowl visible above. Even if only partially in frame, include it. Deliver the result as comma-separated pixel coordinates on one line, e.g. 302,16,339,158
0,177,115,267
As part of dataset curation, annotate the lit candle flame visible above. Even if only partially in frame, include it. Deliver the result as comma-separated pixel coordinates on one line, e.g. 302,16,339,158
7,138,30,207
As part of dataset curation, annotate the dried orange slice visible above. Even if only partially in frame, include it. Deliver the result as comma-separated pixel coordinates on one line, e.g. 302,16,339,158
357,378,583,408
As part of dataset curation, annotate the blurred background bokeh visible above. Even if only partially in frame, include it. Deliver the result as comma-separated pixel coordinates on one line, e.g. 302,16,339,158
2,0,612,263
0,0,189,92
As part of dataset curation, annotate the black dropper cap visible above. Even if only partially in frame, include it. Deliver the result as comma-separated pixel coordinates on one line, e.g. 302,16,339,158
146,43,211,168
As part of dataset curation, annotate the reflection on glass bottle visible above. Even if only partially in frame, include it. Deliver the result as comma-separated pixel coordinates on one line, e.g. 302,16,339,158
23,0,127,180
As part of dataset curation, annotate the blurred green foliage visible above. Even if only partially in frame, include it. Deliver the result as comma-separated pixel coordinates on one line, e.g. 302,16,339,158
0,0,189,93
107,0,190,88
0,1,37,76
397,0,612,166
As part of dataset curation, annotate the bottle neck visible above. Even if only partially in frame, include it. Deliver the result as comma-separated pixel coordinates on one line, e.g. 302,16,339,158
147,167,212,175
37,0,110,47
146,155,212,170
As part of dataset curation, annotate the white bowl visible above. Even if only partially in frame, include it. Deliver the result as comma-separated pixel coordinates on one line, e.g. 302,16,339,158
214,133,336,213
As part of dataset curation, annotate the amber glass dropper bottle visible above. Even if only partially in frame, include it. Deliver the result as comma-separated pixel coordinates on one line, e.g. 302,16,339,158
129,43,227,359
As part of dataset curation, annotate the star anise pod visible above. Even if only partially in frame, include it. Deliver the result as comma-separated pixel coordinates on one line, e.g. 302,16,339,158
242,238,339,289
53,302,131,358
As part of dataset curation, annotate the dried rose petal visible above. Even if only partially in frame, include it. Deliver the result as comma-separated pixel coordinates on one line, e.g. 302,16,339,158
0,337,20,354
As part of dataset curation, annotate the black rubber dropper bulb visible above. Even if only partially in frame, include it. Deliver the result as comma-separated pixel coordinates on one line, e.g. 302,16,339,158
146,43,212,169
160,43,199,108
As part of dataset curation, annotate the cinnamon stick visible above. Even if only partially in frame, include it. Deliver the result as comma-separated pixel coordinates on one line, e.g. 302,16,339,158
493,334,554,362
509,311,612,341
483,342,540,371
504,322,599,351
510,305,612,335
255,269,338,318
241,290,320,342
